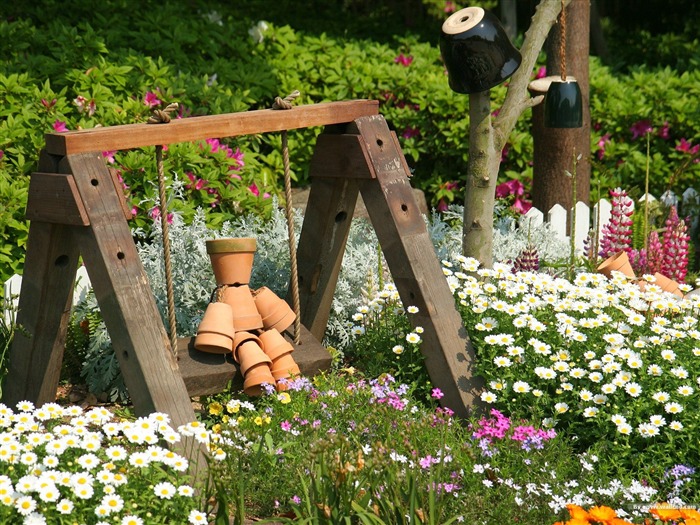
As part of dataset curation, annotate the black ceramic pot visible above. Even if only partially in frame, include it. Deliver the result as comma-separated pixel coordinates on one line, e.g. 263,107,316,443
544,79,583,128
440,6,522,94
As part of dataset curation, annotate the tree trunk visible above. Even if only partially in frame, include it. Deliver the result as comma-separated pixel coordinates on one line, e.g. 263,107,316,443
462,90,500,262
531,0,591,226
461,0,571,268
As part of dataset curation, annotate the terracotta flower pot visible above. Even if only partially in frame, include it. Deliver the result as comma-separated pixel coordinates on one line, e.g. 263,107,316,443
597,251,635,280
253,287,296,333
221,284,263,332
206,238,257,286
653,273,684,298
232,331,275,397
194,302,235,354
258,329,300,391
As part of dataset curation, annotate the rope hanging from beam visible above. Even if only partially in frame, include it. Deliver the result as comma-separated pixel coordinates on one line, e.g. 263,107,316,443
272,90,302,345
147,102,180,358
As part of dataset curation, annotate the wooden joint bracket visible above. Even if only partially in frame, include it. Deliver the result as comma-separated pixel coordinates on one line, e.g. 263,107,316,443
25,172,90,226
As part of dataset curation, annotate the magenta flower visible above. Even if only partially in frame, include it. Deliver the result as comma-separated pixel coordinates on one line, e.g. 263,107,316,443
676,138,700,155
102,150,116,164
248,183,271,199
280,421,292,432
630,119,653,140
431,387,444,399
394,53,413,67
657,121,670,140
149,206,173,224
185,171,207,191
402,126,420,139
143,91,162,107
535,66,547,79
598,187,634,259
596,133,611,160
53,120,68,132
495,179,524,199
661,205,690,283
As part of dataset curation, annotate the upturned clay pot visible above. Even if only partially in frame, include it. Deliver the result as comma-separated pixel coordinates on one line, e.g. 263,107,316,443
206,238,257,286
258,329,300,391
194,302,235,354
253,287,296,333
597,251,635,280
653,273,684,298
232,331,275,396
221,284,264,332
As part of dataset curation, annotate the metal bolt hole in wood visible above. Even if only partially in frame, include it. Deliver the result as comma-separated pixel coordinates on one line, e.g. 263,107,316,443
3,99,482,433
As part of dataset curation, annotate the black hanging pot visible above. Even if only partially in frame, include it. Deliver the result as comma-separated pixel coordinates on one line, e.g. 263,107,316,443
544,78,583,128
440,6,522,94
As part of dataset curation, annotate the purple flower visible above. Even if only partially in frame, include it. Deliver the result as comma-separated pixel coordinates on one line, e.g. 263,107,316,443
402,126,420,139
291,495,301,505
630,119,653,140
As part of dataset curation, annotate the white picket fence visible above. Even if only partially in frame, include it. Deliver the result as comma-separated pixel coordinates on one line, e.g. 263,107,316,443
3,188,698,323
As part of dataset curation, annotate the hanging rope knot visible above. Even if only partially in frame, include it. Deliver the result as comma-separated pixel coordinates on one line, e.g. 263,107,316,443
147,102,180,124
272,90,301,110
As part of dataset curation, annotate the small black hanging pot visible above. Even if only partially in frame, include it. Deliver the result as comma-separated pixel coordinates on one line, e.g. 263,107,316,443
544,78,583,128
440,6,521,94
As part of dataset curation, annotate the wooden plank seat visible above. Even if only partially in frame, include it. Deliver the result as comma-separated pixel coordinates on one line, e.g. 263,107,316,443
176,325,331,397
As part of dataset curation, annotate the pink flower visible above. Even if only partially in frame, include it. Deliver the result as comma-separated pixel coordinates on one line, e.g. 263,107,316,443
143,91,162,107
185,171,207,191
444,1,456,13
102,150,116,164
149,206,173,224
596,133,611,160
74,96,96,116
394,53,413,67
41,98,56,109
53,120,68,132
512,197,532,214
535,66,547,79
280,421,292,432
248,183,271,199
431,388,444,399
630,119,653,140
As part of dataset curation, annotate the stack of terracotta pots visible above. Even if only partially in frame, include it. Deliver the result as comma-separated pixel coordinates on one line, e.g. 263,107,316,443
597,251,684,298
193,238,301,396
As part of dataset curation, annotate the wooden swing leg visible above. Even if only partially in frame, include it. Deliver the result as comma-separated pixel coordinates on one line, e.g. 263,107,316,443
3,221,80,406
295,172,361,342
58,152,197,427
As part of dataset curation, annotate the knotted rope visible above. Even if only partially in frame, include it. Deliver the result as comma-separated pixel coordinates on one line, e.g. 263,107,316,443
272,90,302,345
147,102,180,358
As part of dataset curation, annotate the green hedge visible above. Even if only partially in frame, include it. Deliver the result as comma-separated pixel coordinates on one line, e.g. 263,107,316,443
1,1,699,281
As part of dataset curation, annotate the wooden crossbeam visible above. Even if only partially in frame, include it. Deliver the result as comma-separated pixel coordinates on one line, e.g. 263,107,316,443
44,100,379,155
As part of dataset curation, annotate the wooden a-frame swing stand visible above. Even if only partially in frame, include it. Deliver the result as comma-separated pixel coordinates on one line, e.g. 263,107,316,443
4,100,481,429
